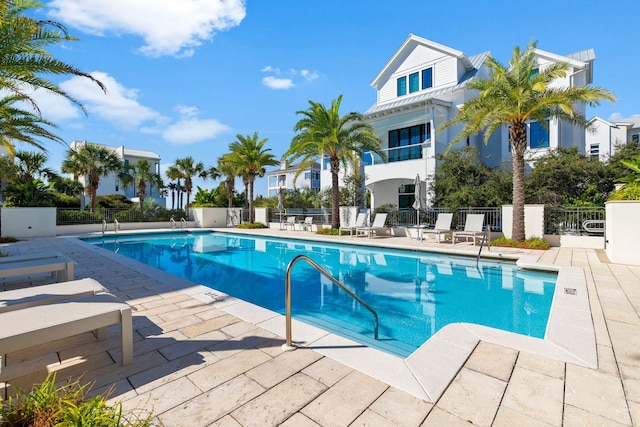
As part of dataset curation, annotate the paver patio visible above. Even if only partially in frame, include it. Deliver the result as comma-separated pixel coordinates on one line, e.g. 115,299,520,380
1,228,639,426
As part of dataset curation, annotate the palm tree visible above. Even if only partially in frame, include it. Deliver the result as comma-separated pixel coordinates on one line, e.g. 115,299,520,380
217,154,236,208
228,132,278,223
285,95,385,228
173,156,207,218
165,165,183,211
166,182,178,210
61,143,123,212
13,150,59,183
439,41,615,242
0,95,65,155
0,0,105,112
128,159,163,215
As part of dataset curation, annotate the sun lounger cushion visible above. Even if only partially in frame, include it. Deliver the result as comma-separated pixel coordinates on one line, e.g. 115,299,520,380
0,292,133,371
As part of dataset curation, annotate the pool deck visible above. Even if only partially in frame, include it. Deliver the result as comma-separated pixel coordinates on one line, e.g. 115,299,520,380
1,228,639,426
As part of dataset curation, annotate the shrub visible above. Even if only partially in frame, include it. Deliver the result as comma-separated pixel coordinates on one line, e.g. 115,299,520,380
57,209,104,224
608,183,640,201
315,228,351,236
491,236,550,250
0,372,153,426
0,236,18,243
237,222,267,229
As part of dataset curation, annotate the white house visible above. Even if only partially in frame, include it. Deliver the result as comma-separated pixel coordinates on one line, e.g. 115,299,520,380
267,160,320,197
69,141,165,207
585,116,632,160
321,35,598,209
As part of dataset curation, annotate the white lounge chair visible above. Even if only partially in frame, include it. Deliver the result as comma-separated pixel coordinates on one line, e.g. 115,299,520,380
0,256,75,285
0,292,133,371
452,214,485,245
356,213,390,238
421,213,454,243
0,252,64,265
339,212,367,236
300,216,315,232
0,278,107,313
284,216,297,231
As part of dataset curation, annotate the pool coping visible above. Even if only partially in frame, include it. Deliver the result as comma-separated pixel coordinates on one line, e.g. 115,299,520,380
68,229,595,403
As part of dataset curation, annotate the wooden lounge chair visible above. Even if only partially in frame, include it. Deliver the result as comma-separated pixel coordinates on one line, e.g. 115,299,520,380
452,214,485,245
0,278,107,313
356,213,390,238
0,292,133,371
339,212,367,236
421,213,454,243
0,256,75,284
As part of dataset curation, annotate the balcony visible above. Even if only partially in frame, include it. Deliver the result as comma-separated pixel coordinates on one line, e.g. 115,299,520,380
363,141,431,166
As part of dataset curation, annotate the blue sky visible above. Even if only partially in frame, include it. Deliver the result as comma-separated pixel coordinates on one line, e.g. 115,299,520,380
30,0,640,200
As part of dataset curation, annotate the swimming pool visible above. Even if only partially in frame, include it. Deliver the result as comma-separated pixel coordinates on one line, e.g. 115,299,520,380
88,231,557,357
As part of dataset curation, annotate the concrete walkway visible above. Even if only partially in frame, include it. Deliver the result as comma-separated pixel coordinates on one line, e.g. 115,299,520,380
1,230,639,426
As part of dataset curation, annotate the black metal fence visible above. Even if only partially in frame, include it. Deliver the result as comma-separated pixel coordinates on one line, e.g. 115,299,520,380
544,206,606,235
56,208,186,225
378,207,502,232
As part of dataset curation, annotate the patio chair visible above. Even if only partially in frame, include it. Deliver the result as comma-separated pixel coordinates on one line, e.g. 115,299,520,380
0,256,75,285
421,213,454,243
339,212,367,236
284,216,298,231
356,213,391,238
0,292,133,372
452,214,485,245
301,216,315,232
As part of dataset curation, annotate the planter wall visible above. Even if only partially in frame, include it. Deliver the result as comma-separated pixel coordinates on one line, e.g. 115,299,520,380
191,208,229,228
1,207,56,238
501,205,545,240
605,200,640,266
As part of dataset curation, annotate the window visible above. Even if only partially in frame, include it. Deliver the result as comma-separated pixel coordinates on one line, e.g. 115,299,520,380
590,143,600,159
422,68,433,89
529,121,549,149
388,124,430,162
304,172,311,180
632,133,639,143
409,72,419,93
397,76,407,96
530,68,539,78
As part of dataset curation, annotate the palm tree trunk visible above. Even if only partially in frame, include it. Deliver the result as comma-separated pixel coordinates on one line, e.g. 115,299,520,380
249,178,255,223
511,124,527,242
331,157,340,229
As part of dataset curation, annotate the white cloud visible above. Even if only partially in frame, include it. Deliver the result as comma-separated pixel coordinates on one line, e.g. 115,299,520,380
15,89,81,122
163,118,230,145
48,0,246,57
60,71,165,128
609,112,623,120
301,69,319,81
261,66,319,89
262,76,294,90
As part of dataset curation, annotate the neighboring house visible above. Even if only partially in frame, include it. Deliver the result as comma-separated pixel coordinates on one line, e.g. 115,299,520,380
320,34,598,209
585,116,633,160
69,140,165,207
267,160,321,197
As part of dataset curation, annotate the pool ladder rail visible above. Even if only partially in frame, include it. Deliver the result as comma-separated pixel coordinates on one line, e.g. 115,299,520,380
476,225,491,268
282,254,379,352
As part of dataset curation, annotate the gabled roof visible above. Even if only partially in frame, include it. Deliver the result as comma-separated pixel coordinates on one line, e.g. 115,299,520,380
370,34,475,89
611,116,640,129
364,51,490,117
267,162,320,175
534,48,588,70
588,116,628,129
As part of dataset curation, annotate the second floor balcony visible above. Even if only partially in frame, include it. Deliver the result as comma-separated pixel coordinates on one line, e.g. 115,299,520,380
363,141,431,166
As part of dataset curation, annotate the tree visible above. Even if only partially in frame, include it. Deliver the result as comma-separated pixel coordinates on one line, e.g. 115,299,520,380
430,146,512,209
0,95,65,155
173,156,207,218
61,143,123,212
165,165,183,211
126,159,163,215
228,132,278,223
525,147,610,206
285,95,385,228
439,41,615,241
0,0,105,153
217,154,237,208
13,150,59,183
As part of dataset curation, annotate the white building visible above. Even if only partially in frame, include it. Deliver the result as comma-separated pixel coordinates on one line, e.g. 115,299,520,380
69,141,165,207
267,160,320,197
585,116,633,160
321,35,598,209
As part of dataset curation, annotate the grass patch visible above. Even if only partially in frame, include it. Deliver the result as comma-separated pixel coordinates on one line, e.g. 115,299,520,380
237,222,267,229
491,236,550,250
0,372,153,426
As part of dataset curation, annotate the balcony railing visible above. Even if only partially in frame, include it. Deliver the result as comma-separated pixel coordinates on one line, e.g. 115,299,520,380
544,206,606,235
362,141,431,166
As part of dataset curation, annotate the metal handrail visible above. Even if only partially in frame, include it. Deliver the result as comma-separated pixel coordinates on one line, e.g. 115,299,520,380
476,225,491,267
180,217,186,229
114,219,120,233
282,254,379,351
170,217,176,230
101,219,107,234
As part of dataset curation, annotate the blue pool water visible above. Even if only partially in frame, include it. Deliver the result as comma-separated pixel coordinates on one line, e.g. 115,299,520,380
88,232,557,357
